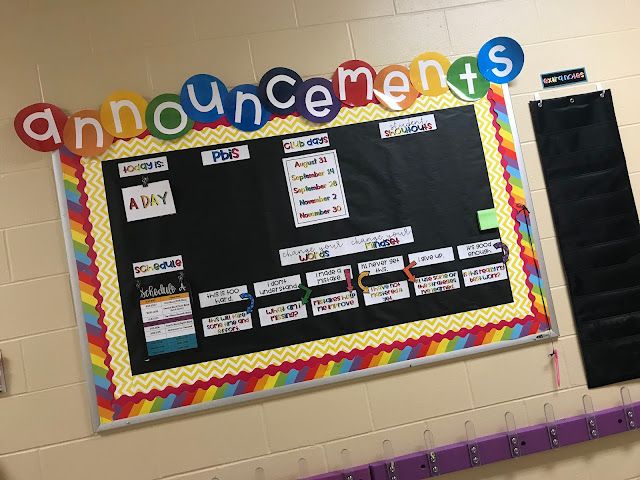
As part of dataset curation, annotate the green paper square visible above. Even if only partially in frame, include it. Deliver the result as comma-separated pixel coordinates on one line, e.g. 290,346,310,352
477,208,498,230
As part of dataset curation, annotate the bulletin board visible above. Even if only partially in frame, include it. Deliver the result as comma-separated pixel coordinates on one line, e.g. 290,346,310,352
54,84,556,430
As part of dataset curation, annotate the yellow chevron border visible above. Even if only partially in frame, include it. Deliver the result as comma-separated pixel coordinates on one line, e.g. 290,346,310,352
82,86,534,398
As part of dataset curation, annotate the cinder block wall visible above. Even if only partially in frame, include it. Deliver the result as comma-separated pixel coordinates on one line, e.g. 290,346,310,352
1,1,639,479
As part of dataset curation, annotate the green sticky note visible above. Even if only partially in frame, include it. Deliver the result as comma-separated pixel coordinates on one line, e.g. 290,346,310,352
477,208,499,230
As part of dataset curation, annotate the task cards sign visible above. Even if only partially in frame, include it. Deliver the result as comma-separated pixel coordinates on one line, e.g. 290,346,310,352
541,68,587,89
121,180,176,222
283,150,349,227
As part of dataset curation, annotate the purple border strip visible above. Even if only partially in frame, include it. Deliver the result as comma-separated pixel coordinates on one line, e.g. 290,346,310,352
305,401,639,480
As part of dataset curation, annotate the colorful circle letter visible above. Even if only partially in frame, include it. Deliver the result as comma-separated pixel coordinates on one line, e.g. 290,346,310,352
100,90,148,139
331,59,377,107
295,78,342,123
14,103,67,152
146,94,194,140
409,52,451,97
224,84,271,132
180,74,228,123
63,110,113,156
477,36,524,84
447,56,490,101
373,64,418,111
258,67,302,115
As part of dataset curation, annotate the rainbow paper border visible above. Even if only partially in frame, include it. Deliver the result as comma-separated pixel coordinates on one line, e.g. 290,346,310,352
59,85,550,427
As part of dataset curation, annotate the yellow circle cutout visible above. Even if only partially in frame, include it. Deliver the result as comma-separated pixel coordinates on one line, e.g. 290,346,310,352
409,52,451,97
100,90,148,139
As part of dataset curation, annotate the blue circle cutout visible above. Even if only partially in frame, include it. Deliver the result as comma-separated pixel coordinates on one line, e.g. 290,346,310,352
180,74,228,123
258,67,302,115
477,37,524,84
224,84,271,131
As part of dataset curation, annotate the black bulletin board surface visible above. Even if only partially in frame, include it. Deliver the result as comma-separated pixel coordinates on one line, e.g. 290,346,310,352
102,106,512,375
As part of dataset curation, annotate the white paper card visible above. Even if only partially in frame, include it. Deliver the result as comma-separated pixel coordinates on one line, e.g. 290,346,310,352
202,311,253,337
201,145,250,166
283,149,349,227
279,226,414,266
259,301,308,327
254,274,302,297
358,256,404,275
133,255,183,278
378,114,437,139
311,291,359,316
408,247,455,267
199,285,248,308
121,180,176,222
413,271,460,296
363,280,410,306
457,239,501,259
462,263,508,286
306,265,352,287
119,156,168,177
283,132,330,153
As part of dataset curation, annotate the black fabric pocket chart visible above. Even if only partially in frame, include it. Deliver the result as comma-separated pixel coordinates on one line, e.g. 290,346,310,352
530,90,640,387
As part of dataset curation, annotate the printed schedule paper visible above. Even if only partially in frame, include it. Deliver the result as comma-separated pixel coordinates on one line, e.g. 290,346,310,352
283,149,349,227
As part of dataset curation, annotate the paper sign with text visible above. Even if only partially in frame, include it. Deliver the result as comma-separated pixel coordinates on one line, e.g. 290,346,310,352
457,239,501,259
119,156,168,178
202,312,253,337
258,301,308,327
408,247,454,267
199,285,248,308
306,265,351,287
311,291,359,316
363,280,410,306
254,274,302,297
462,263,508,287
121,180,177,222
358,256,404,275
414,271,460,296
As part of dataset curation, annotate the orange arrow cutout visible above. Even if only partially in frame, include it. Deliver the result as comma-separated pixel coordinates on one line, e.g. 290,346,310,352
403,261,417,282
357,271,370,293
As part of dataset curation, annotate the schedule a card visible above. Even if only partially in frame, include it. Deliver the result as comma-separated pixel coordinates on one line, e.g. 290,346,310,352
283,149,349,227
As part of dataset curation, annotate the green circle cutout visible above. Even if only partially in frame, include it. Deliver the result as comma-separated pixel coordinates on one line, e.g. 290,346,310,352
446,56,490,102
146,93,194,140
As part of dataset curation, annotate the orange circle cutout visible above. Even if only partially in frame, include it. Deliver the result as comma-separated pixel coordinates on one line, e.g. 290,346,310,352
63,110,114,156
374,65,418,111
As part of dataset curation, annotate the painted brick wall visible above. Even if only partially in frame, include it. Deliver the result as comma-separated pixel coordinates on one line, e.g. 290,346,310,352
0,0,639,479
